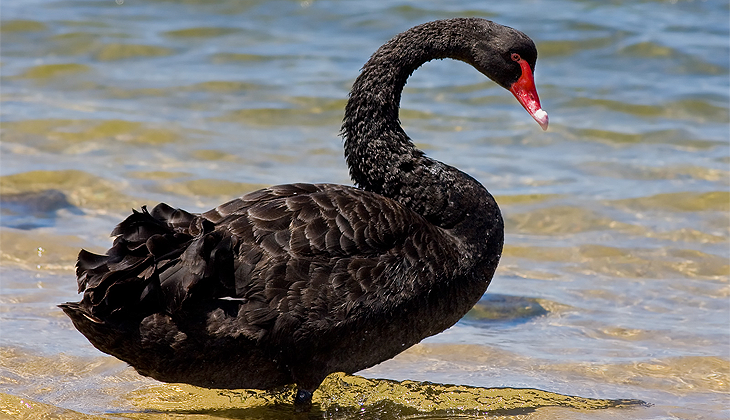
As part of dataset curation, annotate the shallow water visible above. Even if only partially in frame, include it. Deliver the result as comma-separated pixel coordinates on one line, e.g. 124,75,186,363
1,0,728,419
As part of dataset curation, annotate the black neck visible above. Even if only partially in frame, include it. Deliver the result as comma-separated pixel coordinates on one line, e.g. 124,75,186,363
341,19,498,234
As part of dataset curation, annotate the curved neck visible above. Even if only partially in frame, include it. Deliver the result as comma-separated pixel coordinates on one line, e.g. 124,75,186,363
341,20,493,231
342,21,470,192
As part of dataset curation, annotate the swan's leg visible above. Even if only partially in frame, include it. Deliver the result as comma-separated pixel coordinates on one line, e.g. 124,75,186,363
293,388,313,411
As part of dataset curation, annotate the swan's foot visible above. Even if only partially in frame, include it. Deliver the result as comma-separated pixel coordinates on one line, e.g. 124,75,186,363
293,388,313,412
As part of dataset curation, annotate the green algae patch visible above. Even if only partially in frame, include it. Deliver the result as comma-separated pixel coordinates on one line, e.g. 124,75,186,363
0,393,103,420
164,27,241,38
126,171,192,180
610,191,730,213
621,41,676,58
125,373,647,416
210,53,272,63
619,41,727,75
566,98,729,124
0,169,140,211
505,206,645,236
580,160,729,182
190,80,264,92
315,375,647,414
495,193,562,206
217,97,346,127
2,119,181,151
571,127,722,149
0,228,85,271
95,43,174,61
538,37,615,58
648,227,726,244
558,356,730,394
155,179,265,199
1,20,48,32
504,243,729,280
14,63,90,79
190,149,241,162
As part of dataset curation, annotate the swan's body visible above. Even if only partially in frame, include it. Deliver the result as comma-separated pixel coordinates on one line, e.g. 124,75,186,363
60,18,547,407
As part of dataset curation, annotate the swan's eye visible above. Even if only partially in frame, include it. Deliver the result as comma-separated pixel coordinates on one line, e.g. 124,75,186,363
511,53,521,62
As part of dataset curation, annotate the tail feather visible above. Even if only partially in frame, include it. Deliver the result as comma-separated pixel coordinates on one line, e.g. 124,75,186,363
58,302,102,324
149,203,197,231
71,203,198,320
111,207,171,241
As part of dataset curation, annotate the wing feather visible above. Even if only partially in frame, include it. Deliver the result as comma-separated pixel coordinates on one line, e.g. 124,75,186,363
72,183,458,346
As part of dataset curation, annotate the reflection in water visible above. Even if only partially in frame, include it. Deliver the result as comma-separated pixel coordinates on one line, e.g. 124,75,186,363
0,357,647,420
128,374,646,417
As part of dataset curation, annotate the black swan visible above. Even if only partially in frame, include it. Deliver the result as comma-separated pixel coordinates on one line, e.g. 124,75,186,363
60,18,548,408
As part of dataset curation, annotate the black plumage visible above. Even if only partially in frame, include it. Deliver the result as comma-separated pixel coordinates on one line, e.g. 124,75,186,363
60,18,547,408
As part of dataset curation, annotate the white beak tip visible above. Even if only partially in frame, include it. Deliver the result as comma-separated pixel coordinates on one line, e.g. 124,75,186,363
533,109,549,131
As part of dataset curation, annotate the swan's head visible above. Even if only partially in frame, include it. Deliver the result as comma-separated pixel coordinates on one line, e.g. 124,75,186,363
467,20,549,131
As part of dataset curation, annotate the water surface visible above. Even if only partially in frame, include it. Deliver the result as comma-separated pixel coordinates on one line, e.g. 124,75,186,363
1,0,728,419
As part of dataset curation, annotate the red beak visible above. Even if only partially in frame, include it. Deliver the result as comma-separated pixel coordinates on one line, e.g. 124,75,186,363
509,59,549,131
